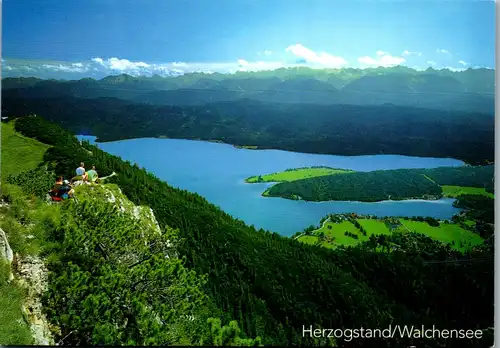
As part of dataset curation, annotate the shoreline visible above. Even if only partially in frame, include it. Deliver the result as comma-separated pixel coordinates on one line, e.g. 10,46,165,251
77,135,477,166
260,192,454,204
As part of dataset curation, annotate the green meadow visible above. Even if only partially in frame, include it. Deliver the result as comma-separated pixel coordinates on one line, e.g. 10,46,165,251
245,167,353,183
442,185,494,199
1,122,50,179
0,121,51,345
399,219,484,251
297,215,483,252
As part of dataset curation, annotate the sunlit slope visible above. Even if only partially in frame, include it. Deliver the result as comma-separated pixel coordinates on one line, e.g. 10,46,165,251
1,121,50,179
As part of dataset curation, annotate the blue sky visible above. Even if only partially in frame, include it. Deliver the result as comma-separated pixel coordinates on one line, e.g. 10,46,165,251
2,0,496,78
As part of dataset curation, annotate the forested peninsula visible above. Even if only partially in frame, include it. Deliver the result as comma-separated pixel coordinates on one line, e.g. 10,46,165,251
256,166,494,202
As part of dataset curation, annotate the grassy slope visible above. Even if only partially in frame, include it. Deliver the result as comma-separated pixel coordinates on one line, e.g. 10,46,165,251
442,185,494,198
358,219,392,235
245,167,353,183
0,123,51,345
298,216,482,252
400,219,484,251
298,220,366,248
0,262,32,345
323,221,362,246
1,122,50,179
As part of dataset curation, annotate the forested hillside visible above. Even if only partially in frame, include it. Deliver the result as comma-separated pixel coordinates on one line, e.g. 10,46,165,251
2,97,494,165
3,115,493,347
264,166,494,202
2,67,495,113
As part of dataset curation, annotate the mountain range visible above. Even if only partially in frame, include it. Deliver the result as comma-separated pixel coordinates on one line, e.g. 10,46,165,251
2,66,495,114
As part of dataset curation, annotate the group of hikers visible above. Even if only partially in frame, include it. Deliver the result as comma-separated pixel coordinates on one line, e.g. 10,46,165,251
48,162,99,201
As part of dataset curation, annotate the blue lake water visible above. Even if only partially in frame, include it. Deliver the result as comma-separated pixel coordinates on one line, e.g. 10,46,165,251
79,136,465,236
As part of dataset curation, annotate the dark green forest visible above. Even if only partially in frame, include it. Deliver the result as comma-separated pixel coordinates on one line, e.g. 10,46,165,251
423,166,495,190
6,115,494,347
2,96,494,165
2,66,495,113
265,166,494,202
453,195,495,230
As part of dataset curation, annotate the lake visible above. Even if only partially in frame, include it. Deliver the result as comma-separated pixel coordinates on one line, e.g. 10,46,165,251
79,136,464,236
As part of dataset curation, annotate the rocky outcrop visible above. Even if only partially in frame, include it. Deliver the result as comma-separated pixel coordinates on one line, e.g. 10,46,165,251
132,205,162,235
15,254,55,346
74,183,173,258
77,182,162,235
0,228,14,282
0,201,55,344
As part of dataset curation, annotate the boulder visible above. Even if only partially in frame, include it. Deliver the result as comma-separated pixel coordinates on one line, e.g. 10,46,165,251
0,228,14,281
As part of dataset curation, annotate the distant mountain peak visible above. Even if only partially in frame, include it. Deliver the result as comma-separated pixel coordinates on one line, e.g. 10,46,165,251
100,73,135,83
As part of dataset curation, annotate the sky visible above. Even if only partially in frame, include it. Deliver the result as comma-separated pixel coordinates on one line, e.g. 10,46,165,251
1,0,496,79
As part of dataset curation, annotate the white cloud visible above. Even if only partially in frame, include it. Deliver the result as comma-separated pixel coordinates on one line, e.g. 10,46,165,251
285,44,348,68
458,60,468,66
235,59,285,72
107,57,150,71
471,65,492,69
237,59,250,71
171,68,185,75
237,59,249,66
436,48,451,55
42,63,88,73
88,58,286,76
9,45,473,78
88,57,153,76
357,51,405,67
3,65,13,71
402,50,422,57
92,57,104,65
257,50,273,56
444,66,466,72
172,61,188,68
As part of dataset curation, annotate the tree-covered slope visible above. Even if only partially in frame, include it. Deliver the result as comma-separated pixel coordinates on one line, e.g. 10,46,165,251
264,166,494,202
5,115,494,347
423,165,495,190
265,169,443,201
2,97,494,165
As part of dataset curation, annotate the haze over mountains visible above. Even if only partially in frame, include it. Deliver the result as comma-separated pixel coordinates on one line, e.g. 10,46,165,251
2,66,495,114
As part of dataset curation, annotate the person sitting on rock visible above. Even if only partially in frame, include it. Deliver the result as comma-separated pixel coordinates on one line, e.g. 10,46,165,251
75,162,88,181
59,180,74,199
86,165,99,183
49,176,64,198
49,177,73,201
76,162,85,176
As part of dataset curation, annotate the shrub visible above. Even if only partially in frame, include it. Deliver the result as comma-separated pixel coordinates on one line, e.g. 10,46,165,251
7,167,54,199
